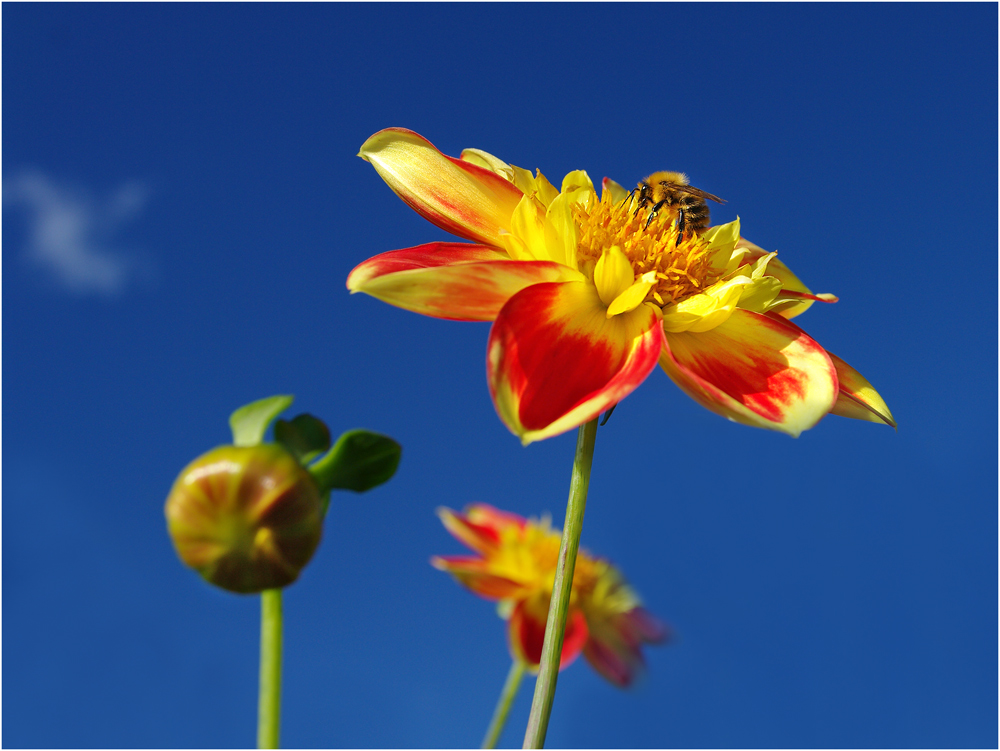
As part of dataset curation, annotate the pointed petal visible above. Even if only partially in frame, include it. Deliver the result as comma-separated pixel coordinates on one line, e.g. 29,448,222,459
560,170,595,198
509,194,551,261
436,506,500,554
435,503,528,555
487,281,663,444
582,607,669,688
659,309,838,437
508,595,589,670
532,170,561,208
827,351,897,428
348,242,508,286
662,275,748,333
347,242,585,322
359,128,523,246
770,289,839,306
627,607,671,644
582,634,639,687
608,272,657,318
702,219,742,267
582,621,644,687
459,147,514,180
430,555,526,600
594,246,634,305
464,503,529,533
736,237,827,319
542,191,582,270
601,177,629,204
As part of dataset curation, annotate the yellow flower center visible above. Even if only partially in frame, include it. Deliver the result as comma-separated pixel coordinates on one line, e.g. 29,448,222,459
491,516,599,600
575,192,725,309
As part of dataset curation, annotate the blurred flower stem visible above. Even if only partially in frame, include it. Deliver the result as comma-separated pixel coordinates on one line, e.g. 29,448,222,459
258,588,283,749
482,660,526,749
523,418,598,748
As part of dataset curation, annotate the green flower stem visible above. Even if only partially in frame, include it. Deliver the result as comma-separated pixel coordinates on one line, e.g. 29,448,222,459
522,418,599,749
258,588,283,749
482,659,526,749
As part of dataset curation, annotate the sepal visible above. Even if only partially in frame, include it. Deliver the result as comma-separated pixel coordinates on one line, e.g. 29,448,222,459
274,414,332,464
229,395,294,447
309,429,402,495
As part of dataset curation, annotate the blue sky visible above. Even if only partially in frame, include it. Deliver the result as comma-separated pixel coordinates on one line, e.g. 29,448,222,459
3,3,996,748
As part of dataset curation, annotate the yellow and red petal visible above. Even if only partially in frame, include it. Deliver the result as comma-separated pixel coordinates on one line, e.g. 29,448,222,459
601,177,629,204
736,237,825,319
436,506,500,554
624,606,670,644
659,309,838,437
347,242,584,322
764,295,836,318
509,594,589,670
583,608,668,688
435,504,526,554
348,242,508,286
459,147,514,180
582,638,638,687
430,555,527,600
487,281,664,444
827,351,897,428
359,128,523,247
463,503,528,534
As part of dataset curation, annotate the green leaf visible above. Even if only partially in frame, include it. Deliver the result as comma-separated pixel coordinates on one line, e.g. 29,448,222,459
229,395,294,447
310,429,402,494
274,414,332,464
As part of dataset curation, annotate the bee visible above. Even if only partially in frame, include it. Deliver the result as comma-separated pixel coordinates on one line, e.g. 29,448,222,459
632,171,725,244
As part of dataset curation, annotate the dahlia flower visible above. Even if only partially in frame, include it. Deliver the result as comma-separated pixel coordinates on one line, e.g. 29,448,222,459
348,129,895,443
433,503,666,687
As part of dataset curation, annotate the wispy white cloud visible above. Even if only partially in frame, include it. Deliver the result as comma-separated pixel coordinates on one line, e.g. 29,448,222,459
3,171,150,295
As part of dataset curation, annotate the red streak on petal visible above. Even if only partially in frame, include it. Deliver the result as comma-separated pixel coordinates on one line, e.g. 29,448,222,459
628,607,670,644
670,312,830,423
583,636,636,687
457,518,501,547
490,282,661,433
465,503,528,533
349,244,583,322
432,556,526,600
677,350,795,421
511,598,588,668
779,289,839,304
438,508,502,552
361,128,523,246
826,350,896,427
348,243,507,285
404,189,498,244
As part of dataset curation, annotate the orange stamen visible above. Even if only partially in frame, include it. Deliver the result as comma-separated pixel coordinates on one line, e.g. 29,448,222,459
576,193,725,307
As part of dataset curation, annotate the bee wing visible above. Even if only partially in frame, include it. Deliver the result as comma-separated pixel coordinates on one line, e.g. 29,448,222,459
671,184,726,204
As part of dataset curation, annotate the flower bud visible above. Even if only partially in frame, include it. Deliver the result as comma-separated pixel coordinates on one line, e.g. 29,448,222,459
165,444,323,593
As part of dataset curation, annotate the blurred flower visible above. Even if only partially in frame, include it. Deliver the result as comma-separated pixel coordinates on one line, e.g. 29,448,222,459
349,128,895,443
432,504,667,687
165,444,323,593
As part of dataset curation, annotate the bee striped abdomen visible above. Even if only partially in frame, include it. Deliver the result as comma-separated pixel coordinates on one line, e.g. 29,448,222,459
675,191,711,232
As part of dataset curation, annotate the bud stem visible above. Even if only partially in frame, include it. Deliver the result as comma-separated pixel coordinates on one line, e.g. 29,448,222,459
522,418,598,749
257,588,283,749
482,659,526,749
